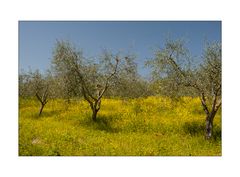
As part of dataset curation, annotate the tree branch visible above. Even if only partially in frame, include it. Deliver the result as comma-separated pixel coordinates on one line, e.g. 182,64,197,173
97,57,119,101
42,86,49,103
215,98,221,112
167,53,202,93
96,100,101,111
81,86,93,107
73,62,97,101
211,93,217,113
167,54,186,78
200,92,209,115
36,93,43,104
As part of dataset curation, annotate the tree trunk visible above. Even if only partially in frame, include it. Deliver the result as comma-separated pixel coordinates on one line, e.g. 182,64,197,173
205,110,216,139
39,103,45,116
205,115,213,139
92,108,98,122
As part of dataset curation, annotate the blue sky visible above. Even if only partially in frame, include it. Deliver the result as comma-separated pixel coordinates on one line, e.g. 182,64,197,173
19,21,221,77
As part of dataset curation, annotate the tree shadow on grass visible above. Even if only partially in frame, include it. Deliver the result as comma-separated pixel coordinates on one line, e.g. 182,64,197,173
183,121,205,136
30,110,61,119
183,121,221,141
212,127,222,141
41,110,62,117
78,115,120,133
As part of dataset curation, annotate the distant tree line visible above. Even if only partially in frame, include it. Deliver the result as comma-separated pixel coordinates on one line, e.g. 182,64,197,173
19,39,221,139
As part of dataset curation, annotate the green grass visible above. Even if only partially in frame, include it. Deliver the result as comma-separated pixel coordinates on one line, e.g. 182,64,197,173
19,97,221,156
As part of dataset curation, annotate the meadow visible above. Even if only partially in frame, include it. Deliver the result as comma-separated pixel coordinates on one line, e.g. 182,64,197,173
19,97,221,156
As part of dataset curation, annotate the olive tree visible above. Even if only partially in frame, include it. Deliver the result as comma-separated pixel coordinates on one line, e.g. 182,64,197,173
19,70,32,98
52,40,134,121
30,70,52,116
110,76,153,98
19,69,51,116
52,68,82,103
105,55,152,98
146,39,221,139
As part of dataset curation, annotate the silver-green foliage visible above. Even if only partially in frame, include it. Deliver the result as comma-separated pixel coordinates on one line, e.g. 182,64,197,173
51,40,137,121
146,39,221,139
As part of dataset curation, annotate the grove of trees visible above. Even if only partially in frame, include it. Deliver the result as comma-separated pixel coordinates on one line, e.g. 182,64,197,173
19,39,221,139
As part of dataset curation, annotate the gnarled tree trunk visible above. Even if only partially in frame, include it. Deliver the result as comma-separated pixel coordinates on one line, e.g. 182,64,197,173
201,92,221,139
205,114,214,139
91,107,98,122
39,102,46,116
36,89,48,117
91,100,101,122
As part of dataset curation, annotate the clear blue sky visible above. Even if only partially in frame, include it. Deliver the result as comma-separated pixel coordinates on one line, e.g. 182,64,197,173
19,21,221,77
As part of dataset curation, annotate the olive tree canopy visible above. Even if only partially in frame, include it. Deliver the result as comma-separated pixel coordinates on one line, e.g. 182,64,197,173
52,40,136,121
146,39,221,139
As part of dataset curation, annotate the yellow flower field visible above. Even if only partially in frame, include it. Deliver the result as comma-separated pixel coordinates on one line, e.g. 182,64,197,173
19,97,221,156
